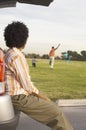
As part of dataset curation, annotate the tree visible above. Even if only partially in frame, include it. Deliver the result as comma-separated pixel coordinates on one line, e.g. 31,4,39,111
81,50,86,61
41,54,49,59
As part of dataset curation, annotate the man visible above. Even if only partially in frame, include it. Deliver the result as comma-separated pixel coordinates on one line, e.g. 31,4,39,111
4,21,73,130
49,44,60,68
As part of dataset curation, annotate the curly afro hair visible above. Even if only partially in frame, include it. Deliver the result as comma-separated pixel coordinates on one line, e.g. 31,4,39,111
4,21,29,48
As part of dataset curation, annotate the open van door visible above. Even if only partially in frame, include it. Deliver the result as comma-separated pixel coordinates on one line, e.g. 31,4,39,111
0,0,54,8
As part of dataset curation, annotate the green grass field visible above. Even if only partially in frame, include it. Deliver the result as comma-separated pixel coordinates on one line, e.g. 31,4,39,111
27,59,86,101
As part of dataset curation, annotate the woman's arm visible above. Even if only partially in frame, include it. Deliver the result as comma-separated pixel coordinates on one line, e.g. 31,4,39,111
11,54,39,94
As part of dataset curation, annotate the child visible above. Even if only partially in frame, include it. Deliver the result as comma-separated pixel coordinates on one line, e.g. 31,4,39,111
4,21,73,130
32,56,36,67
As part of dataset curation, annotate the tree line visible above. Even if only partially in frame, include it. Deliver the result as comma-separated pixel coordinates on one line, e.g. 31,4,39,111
61,50,86,61
3,49,86,61
25,50,86,61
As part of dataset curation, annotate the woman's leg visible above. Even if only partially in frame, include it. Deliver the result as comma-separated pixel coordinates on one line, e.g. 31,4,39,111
12,94,73,130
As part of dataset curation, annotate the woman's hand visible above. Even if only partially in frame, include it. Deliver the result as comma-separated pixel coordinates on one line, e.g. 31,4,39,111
32,92,51,102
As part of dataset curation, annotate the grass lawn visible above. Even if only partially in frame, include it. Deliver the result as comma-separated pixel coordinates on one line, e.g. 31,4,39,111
27,58,86,101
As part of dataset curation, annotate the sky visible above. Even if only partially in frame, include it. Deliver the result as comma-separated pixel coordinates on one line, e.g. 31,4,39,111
0,0,86,56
